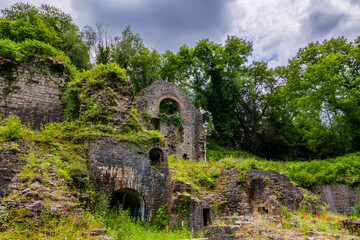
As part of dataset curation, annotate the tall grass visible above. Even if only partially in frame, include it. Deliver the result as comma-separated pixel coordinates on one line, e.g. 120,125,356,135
95,204,202,240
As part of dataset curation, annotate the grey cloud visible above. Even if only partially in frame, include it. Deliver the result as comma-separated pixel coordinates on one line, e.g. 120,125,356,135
347,0,360,6
301,11,347,37
70,0,236,52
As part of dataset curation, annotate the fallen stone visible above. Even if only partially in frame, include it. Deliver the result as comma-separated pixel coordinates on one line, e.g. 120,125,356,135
341,219,360,235
30,182,42,190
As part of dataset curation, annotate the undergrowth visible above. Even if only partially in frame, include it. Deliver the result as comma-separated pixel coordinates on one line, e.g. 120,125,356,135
0,115,177,240
169,140,360,192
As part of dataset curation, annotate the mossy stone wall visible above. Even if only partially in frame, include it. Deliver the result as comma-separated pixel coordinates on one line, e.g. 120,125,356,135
0,57,67,129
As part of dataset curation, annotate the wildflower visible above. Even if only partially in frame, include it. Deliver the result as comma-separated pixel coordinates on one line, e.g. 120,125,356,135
326,218,329,221
301,214,305,219
36,204,38,209
63,211,66,215
32,211,35,215
316,212,320,217
292,205,295,208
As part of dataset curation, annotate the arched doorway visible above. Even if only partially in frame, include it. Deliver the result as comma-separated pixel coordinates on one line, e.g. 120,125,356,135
159,98,180,115
109,188,145,220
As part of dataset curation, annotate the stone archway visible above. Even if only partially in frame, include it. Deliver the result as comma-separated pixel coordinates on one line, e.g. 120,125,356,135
149,148,163,167
135,81,206,160
109,188,145,220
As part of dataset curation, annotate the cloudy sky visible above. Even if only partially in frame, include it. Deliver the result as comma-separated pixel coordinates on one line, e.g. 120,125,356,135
1,0,360,67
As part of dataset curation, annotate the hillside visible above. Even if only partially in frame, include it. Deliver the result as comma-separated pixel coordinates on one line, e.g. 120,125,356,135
1,3,360,239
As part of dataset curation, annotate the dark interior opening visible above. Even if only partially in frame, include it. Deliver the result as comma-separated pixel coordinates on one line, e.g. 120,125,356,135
182,154,188,159
151,118,160,130
159,98,180,115
203,208,211,226
149,148,163,166
109,188,144,220
262,207,268,214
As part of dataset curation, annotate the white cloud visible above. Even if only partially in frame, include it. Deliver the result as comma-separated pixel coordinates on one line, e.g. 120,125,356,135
226,0,360,67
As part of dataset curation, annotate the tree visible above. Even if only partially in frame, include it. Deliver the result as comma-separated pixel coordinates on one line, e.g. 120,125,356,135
0,3,90,69
111,26,145,69
281,37,360,158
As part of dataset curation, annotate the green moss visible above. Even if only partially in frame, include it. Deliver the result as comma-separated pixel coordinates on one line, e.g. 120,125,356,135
178,195,192,219
0,39,79,76
158,113,184,128
62,63,130,124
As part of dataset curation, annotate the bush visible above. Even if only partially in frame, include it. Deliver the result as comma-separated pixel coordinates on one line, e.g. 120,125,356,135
0,115,24,141
292,171,316,188
0,39,22,62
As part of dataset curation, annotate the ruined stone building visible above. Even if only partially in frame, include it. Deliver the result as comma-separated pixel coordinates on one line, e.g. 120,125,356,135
0,58,207,222
135,81,206,161
1,57,358,235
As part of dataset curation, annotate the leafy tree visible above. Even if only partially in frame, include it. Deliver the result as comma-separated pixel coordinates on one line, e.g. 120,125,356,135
0,3,90,69
281,37,360,158
111,26,145,69
96,44,111,64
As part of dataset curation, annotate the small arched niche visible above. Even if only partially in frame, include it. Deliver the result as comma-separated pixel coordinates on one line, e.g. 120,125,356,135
109,188,145,220
149,148,163,167
159,98,180,115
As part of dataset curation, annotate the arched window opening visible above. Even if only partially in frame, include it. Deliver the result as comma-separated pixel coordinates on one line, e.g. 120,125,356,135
159,98,180,115
149,148,163,166
151,118,160,130
109,188,145,220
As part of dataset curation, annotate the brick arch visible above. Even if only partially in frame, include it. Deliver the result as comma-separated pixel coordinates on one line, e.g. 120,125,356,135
135,81,206,160
156,96,184,117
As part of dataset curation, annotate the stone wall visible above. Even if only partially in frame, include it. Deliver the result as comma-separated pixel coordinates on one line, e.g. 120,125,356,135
314,184,360,214
89,139,171,221
169,169,304,232
0,57,67,129
135,81,206,160
0,143,28,201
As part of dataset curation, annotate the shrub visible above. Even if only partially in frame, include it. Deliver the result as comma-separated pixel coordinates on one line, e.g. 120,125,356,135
291,171,316,188
0,115,24,141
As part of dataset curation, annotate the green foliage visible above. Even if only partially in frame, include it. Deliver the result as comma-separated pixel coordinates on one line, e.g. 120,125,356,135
0,3,90,69
96,44,111,64
178,195,192,218
0,115,24,141
0,39,79,77
9,143,20,153
279,37,360,159
151,206,169,230
168,156,224,191
96,205,200,240
0,38,22,62
0,17,61,47
291,171,316,189
62,63,128,123
170,144,360,192
354,202,360,217
158,113,184,128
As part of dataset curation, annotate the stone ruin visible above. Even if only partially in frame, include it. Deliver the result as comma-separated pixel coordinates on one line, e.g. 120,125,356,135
1,58,358,238
135,81,206,161
90,81,207,221
0,56,207,223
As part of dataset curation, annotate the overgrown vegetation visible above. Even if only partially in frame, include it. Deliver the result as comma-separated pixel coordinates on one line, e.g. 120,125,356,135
94,204,201,240
0,114,192,239
169,141,360,191
0,38,78,76
2,2,360,239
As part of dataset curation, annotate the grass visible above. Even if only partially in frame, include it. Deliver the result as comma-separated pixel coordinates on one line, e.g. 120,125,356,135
1,115,360,239
0,115,199,240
